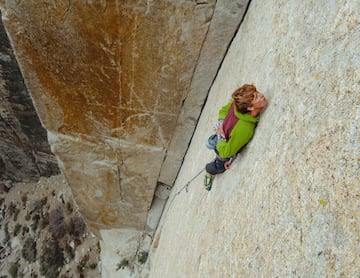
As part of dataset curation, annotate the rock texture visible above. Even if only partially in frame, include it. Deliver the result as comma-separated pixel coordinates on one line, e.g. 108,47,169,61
0,12,59,183
150,0,359,277
0,0,248,236
158,0,250,186
0,175,101,278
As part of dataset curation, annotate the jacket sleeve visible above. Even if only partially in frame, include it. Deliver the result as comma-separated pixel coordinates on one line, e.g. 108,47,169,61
216,123,253,158
218,101,232,120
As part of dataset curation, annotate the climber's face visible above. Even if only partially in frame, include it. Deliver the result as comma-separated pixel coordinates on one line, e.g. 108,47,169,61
250,92,268,111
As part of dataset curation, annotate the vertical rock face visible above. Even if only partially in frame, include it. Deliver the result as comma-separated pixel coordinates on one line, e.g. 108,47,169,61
158,0,250,186
0,12,59,183
0,0,248,233
150,0,359,277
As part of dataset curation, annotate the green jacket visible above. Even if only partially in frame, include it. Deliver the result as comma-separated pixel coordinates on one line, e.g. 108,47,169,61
216,101,260,158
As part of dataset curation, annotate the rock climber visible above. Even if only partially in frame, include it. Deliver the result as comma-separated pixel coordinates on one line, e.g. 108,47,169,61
204,84,268,191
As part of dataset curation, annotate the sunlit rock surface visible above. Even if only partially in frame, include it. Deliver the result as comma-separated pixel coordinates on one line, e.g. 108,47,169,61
150,0,359,277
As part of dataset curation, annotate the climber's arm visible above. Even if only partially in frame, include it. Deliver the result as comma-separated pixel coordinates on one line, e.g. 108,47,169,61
216,124,253,158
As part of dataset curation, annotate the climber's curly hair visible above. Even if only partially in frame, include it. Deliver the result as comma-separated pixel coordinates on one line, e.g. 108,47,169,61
232,84,257,114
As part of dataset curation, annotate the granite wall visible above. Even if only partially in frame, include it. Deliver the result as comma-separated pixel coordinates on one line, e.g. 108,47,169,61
149,0,359,277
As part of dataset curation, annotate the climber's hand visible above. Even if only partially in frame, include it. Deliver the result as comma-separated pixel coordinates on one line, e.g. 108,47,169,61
224,160,231,170
216,123,225,139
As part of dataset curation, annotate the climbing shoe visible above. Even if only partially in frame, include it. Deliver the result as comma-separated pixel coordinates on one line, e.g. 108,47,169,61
204,174,214,191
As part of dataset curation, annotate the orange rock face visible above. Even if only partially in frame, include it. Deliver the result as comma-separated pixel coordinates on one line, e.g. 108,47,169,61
0,0,247,234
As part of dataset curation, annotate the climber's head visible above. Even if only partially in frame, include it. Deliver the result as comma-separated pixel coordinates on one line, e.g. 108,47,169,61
232,84,267,116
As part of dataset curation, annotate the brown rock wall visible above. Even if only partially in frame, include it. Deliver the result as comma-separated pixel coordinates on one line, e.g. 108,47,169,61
0,0,245,234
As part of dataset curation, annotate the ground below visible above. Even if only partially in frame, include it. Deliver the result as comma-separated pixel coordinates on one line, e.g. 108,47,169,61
0,175,101,278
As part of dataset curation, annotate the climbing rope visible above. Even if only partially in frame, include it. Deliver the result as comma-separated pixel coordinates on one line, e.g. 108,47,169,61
172,154,239,197
174,167,206,196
